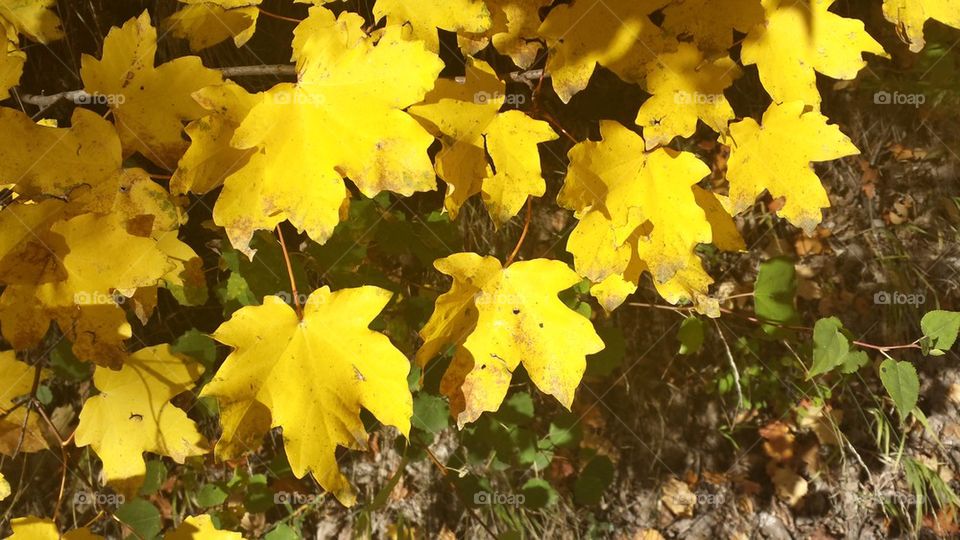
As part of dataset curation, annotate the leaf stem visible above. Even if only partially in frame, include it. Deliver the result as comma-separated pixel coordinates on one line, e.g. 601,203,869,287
505,197,533,266
275,225,303,319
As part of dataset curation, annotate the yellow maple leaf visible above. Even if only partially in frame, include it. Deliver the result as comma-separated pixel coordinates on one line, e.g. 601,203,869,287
741,0,887,106
35,213,175,307
558,121,739,314
418,253,604,426
693,186,746,252
0,471,9,501
635,43,740,149
213,6,442,256
538,0,675,103
410,59,557,225
0,0,62,44
81,11,223,169
0,21,24,100
75,345,207,497
6,517,103,540
458,0,552,69
167,2,260,50
725,100,860,234
165,515,242,540
661,0,764,53
883,0,960,52
563,120,712,283
201,286,412,506
0,351,50,455
0,108,121,199
0,171,197,367
373,0,491,53
172,82,260,196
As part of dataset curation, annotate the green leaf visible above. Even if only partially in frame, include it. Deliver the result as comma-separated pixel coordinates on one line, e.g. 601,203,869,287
677,317,705,355
196,483,229,507
921,310,960,353
574,455,614,506
879,359,919,420
49,339,92,381
754,257,798,329
138,460,167,497
115,499,162,540
35,385,52,406
495,392,534,426
171,329,217,369
411,393,449,435
544,412,581,449
521,478,557,509
809,317,867,378
265,524,301,540
586,326,625,377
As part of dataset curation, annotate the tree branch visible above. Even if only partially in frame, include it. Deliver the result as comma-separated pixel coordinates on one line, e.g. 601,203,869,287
14,64,298,107
12,66,545,107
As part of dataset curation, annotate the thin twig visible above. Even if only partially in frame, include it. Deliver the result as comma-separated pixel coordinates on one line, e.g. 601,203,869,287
628,302,924,353
505,197,533,266
32,400,70,522
275,225,303,319
219,64,296,78
257,6,303,23
14,66,541,107
15,65,297,106
13,365,42,457
424,448,498,539
713,320,744,414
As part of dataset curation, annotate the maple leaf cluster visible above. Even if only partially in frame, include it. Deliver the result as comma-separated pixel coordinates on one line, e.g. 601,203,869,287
0,0,955,531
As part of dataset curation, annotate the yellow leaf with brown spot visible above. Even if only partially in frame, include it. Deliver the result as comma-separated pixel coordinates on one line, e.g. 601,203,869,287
167,3,259,50
418,253,604,426
81,11,223,168
201,286,412,506
741,0,887,106
75,345,207,497
882,0,960,52
373,0,491,53
212,7,442,256
725,101,860,234
410,59,557,225
635,43,740,149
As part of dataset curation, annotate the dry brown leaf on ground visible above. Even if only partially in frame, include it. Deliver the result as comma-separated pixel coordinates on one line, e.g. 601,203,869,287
660,476,696,518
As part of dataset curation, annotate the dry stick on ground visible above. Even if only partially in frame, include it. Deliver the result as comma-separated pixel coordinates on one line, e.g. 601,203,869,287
275,225,303,319
505,197,533,266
